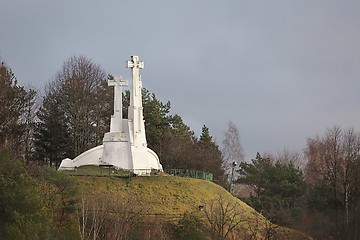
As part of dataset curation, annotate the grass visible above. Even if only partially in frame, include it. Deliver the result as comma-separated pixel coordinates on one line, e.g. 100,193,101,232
63,165,136,177
68,165,311,239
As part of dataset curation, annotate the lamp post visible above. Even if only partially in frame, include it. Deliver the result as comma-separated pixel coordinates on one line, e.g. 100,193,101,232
228,161,238,192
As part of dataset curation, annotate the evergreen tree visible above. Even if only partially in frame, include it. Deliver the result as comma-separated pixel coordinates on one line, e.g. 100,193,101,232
158,114,195,170
33,92,72,166
142,89,172,154
239,153,305,226
198,125,226,184
0,60,37,157
0,151,52,239
199,125,213,146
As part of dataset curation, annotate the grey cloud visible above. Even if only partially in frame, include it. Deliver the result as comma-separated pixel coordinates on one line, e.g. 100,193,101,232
1,0,360,159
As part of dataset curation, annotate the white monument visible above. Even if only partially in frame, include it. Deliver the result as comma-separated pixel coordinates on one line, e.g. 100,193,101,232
58,56,163,175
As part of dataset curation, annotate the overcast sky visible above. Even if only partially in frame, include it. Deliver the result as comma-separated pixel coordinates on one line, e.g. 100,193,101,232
1,0,360,160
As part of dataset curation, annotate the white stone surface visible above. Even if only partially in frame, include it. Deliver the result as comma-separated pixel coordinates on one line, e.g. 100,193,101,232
108,74,127,132
58,56,163,175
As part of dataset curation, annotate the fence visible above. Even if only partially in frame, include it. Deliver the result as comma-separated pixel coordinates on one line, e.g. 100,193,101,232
164,169,213,181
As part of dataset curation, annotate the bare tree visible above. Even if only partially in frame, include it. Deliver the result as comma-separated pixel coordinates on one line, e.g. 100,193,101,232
304,126,360,239
340,128,360,237
263,220,279,240
34,56,112,164
77,193,145,240
203,194,246,240
264,148,305,170
223,121,244,170
54,56,110,155
222,121,244,191
77,197,107,240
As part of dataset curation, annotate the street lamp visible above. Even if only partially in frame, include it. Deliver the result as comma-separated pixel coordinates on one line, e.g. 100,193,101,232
228,161,238,192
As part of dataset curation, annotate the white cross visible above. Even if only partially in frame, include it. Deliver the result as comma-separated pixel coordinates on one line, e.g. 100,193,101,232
127,56,143,97
108,74,128,85
127,56,144,69
108,74,127,132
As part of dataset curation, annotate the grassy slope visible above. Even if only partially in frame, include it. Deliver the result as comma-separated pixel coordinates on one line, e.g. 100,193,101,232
72,168,311,239
75,175,254,215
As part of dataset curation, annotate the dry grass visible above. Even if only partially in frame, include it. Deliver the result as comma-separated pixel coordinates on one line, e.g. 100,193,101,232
69,166,311,239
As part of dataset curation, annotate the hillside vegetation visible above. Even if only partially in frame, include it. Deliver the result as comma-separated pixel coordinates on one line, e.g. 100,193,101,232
73,169,311,240
0,151,311,239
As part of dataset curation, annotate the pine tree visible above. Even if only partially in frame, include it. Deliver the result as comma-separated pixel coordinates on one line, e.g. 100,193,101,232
0,61,37,157
198,125,225,185
33,93,72,166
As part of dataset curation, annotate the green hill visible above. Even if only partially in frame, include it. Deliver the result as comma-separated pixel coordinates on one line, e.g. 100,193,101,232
70,167,311,239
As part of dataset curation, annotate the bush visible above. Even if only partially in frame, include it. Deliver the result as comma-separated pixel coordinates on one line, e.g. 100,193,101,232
174,212,206,240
